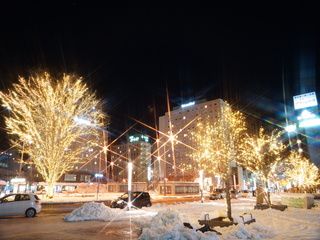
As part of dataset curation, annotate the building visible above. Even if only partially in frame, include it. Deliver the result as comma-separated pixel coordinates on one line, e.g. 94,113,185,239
0,149,20,193
110,134,152,183
158,98,244,189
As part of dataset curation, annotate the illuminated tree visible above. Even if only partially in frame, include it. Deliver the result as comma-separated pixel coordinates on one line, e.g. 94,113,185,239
0,72,105,198
191,102,246,220
238,127,287,204
284,150,320,192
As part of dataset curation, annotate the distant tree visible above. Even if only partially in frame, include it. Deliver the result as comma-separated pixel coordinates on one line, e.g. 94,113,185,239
191,102,246,221
238,127,287,204
0,72,105,198
284,150,320,192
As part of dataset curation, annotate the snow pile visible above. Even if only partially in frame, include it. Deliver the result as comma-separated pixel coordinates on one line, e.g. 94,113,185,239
135,207,220,240
152,203,167,207
64,202,116,222
59,195,320,239
134,207,278,240
216,223,276,239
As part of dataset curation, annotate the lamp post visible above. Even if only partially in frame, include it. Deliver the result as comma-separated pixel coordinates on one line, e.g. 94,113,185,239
182,169,184,182
94,150,104,200
102,146,108,180
128,162,133,211
164,178,167,196
110,161,114,181
199,170,204,203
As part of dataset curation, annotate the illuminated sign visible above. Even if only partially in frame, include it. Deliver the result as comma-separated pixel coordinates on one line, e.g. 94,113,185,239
293,92,318,110
181,101,195,108
298,110,320,128
129,135,149,143
11,178,26,184
299,118,320,128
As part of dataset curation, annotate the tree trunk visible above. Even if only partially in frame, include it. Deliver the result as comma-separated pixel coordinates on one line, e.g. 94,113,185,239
225,176,233,221
265,179,271,206
46,182,55,198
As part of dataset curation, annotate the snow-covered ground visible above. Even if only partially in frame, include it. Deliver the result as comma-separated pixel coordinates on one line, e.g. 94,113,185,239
50,193,320,240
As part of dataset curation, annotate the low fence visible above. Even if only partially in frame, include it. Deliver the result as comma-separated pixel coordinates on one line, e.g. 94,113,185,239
158,181,200,195
32,181,201,195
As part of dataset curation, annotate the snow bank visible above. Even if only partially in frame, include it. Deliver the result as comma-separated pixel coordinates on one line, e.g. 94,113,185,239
134,207,278,240
64,202,116,222
135,207,222,240
61,197,320,239
216,222,276,239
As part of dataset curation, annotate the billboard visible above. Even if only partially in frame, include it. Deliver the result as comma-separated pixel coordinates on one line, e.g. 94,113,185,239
293,92,318,110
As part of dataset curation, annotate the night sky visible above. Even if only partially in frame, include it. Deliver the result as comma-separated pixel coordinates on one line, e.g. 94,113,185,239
0,1,319,141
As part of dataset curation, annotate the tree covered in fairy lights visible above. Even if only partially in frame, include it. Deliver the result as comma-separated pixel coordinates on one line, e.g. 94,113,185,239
0,72,105,198
191,102,246,221
284,150,320,192
238,127,287,204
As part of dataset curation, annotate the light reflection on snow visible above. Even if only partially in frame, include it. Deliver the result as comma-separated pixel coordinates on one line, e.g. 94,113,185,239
63,199,320,240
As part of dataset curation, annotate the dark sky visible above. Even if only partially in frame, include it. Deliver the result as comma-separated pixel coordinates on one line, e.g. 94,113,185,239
0,1,319,140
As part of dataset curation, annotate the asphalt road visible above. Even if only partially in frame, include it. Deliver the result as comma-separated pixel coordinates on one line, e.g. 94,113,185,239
0,197,202,240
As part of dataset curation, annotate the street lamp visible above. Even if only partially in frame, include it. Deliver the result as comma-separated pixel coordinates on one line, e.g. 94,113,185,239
285,124,297,133
164,178,167,196
95,172,103,200
199,170,204,203
103,146,108,180
181,169,184,182
110,161,114,181
128,162,133,211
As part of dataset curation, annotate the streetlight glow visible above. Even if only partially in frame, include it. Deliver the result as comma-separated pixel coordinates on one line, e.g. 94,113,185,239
128,162,133,211
285,124,297,133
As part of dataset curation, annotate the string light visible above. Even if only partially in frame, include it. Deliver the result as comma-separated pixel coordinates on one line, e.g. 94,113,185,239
285,150,320,191
190,102,246,220
0,72,104,198
238,127,287,204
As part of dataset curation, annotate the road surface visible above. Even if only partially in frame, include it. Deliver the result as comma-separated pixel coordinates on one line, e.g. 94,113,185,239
0,196,202,240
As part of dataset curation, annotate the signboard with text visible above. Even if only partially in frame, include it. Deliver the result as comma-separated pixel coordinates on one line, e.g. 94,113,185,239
293,92,318,110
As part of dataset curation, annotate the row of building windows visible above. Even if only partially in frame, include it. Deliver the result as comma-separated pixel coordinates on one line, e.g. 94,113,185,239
170,101,220,116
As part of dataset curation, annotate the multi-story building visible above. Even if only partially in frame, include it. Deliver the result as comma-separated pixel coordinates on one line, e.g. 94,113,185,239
158,98,244,189
0,150,19,178
110,134,152,183
65,145,107,182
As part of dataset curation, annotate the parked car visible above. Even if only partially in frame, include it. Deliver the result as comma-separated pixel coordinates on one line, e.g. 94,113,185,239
0,193,42,217
110,191,152,209
230,190,241,199
209,188,226,200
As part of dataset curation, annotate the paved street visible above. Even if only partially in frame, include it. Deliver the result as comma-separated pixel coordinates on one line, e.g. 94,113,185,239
0,196,201,240
0,214,141,240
